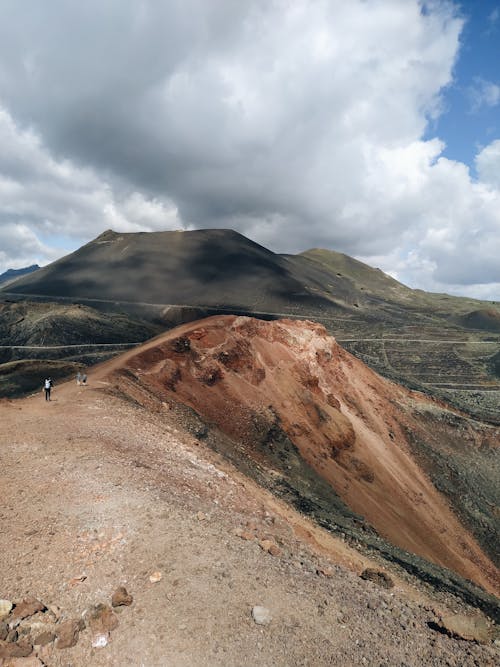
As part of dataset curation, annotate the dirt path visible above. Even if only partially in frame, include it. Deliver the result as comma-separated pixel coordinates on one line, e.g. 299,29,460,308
0,374,498,666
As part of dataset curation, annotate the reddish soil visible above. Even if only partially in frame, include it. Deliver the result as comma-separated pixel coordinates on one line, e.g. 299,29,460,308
0,320,499,665
108,315,499,595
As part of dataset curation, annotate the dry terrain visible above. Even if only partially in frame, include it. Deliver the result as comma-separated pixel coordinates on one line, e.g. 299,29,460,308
0,318,499,666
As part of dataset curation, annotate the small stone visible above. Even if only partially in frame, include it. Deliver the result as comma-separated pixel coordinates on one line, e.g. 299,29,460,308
6,629,18,643
316,567,334,577
55,619,84,649
91,632,109,648
196,511,206,521
111,586,133,608
367,600,380,610
87,604,118,634
360,569,394,589
149,571,162,583
0,600,13,620
251,606,272,626
33,630,56,646
0,639,33,658
6,657,44,666
234,528,254,541
259,539,281,557
46,604,62,622
0,622,7,640
11,599,46,620
68,574,87,588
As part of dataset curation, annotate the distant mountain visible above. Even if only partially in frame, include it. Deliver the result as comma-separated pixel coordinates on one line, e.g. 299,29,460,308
0,264,40,285
1,229,338,314
1,229,499,421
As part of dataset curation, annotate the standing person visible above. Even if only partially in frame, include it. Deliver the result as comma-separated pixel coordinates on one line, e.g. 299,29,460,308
44,378,53,401
76,371,82,386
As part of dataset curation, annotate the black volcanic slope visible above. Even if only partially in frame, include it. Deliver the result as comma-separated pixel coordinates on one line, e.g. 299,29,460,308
4,229,338,314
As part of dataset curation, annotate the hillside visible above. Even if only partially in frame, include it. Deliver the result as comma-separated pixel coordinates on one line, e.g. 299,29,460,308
1,229,499,421
0,264,40,286
0,301,161,397
0,318,498,666
107,316,499,608
3,229,336,314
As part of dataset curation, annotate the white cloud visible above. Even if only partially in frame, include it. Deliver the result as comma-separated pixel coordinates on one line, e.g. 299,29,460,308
0,107,181,272
0,1,499,299
476,139,500,188
488,7,499,26
467,78,500,113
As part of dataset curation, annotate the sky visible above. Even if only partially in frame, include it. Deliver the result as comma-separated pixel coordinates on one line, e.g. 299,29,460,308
0,0,499,300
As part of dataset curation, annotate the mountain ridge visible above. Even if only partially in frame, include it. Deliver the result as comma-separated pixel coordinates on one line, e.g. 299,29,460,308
1,229,499,422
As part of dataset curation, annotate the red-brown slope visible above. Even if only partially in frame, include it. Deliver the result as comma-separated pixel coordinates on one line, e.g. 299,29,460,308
101,315,499,594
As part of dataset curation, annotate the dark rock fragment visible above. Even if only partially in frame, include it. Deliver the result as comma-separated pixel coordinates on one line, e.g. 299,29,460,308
360,569,394,589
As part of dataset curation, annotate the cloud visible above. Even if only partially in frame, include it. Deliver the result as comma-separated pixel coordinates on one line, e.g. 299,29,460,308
467,77,500,113
476,139,500,188
0,106,181,272
488,7,499,26
0,1,499,299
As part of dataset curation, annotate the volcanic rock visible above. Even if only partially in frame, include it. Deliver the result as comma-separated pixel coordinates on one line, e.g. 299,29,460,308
11,599,45,621
33,630,55,646
360,569,394,589
55,619,84,649
111,587,133,608
251,606,272,626
87,604,119,634
0,639,33,658
435,613,491,643
259,539,282,557
0,600,13,621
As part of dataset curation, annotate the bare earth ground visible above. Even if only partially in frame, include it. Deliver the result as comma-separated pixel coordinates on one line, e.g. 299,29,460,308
0,375,498,666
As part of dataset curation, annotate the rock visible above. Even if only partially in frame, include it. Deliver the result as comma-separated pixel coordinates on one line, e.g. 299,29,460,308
259,539,281,557
111,586,133,608
316,567,334,577
0,600,13,621
46,604,62,622
5,657,44,666
11,599,46,621
235,528,254,541
6,629,18,643
196,511,206,521
360,569,394,589
149,571,162,583
55,619,84,649
91,632,109,648
33,630,55,646
68,574,87,588
0,621,7,640
251,606,272,626
0,640,33,658
435,613,491,643
87,604,118,634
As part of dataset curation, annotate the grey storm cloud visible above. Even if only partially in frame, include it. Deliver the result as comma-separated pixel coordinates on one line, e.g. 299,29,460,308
0,0,500,298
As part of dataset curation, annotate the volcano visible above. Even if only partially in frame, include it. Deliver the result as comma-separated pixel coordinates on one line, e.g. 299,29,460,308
100,315,499,610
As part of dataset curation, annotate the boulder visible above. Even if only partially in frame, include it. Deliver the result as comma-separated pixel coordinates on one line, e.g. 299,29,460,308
435,613,491,643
